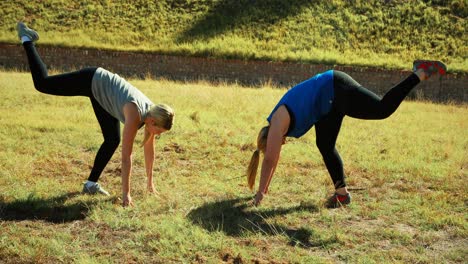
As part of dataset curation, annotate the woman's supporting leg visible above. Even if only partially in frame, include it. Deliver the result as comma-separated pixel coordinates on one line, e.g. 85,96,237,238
22,41,96,96
333,70,420,119
315,109,346,189
87,98,121,183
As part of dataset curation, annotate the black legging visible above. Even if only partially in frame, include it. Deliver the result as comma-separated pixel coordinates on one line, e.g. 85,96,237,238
315,70,420,189
23,42,120,182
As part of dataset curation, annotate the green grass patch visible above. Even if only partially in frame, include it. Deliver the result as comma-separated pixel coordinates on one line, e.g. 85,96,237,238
0,71,467,262
0,0,466,72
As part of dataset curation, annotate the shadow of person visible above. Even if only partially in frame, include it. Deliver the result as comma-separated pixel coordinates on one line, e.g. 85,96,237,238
177,0,312,43
187,196,327,248
0,192,110,223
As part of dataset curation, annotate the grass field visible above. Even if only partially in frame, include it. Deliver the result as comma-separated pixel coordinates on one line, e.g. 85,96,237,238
0,0,466,72
0,70,466,263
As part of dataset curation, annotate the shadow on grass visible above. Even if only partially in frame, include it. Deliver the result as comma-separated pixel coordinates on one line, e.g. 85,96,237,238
187,197,334,248
0,192,107,223
177,0,311,42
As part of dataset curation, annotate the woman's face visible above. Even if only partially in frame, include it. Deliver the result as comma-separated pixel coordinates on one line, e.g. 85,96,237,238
145,117,167,136
146,123,166,136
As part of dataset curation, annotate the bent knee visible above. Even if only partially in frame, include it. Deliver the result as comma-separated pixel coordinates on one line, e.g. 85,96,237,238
33,78,55,94
33,79,49,93
374,107,395,119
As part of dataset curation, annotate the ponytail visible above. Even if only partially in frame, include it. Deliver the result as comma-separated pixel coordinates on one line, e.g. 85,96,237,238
247,149,260,190
246,126,269,190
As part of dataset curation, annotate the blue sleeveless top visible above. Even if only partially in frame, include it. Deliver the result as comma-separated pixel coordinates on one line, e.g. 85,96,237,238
267,70,334,138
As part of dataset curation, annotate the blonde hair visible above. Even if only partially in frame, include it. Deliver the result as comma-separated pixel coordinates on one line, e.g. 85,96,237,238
141,104,174,146
246,126,269,190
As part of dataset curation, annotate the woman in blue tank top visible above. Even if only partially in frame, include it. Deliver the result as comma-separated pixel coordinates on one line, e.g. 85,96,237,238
247,61,447,208
17,23,174,207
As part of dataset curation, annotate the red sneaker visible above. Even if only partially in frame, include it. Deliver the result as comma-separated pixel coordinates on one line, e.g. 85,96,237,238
326,192,351,208
413,60,447,77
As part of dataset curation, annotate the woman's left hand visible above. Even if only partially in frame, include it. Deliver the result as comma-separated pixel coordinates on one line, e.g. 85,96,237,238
253,191,265,206
147,183,157,194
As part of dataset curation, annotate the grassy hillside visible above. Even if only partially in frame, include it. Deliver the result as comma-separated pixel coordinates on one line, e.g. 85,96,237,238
0,0,466,72
1,71,467,263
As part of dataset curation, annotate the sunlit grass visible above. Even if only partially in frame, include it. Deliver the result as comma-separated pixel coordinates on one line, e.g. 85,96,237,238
1,0,466,72
0,71,466,263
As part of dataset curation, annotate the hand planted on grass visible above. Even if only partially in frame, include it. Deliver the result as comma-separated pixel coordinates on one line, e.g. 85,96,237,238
253,191,265,206
147,183,159,195
122,193,134,207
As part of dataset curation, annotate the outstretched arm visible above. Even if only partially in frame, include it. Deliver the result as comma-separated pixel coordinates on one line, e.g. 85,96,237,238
255,105,290,205
143,132,156,193
121,103,141,207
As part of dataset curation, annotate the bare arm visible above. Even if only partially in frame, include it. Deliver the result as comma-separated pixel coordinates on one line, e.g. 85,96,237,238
255,105,290,205
121,103,141,207
143,132,156,193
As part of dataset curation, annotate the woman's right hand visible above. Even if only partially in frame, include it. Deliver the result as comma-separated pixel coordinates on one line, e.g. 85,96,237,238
122,193,134,207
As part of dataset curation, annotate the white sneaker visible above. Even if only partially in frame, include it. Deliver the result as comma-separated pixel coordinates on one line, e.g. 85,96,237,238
82,182,110,196
16,22,39,42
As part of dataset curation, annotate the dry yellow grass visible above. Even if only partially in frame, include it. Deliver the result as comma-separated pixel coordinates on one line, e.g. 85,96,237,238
0,70,466,263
